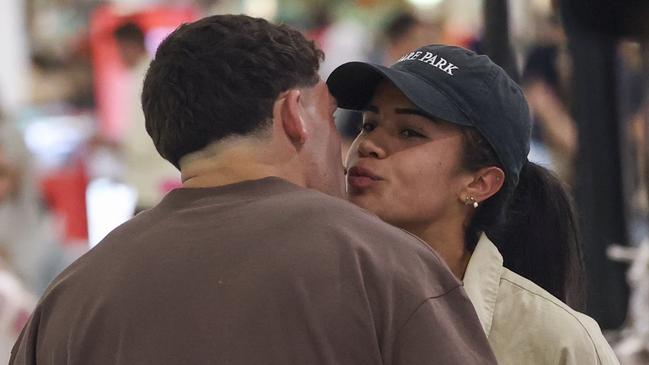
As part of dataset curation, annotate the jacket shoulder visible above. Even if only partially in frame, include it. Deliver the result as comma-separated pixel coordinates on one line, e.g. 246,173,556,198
491,269,619,364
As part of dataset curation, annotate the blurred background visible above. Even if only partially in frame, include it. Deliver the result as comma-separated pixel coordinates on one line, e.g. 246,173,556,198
0,0,648,363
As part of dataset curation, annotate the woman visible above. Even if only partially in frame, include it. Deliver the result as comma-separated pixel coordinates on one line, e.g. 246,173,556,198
327,45,619,364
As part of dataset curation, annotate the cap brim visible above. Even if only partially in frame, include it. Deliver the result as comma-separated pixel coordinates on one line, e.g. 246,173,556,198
327,62,472,127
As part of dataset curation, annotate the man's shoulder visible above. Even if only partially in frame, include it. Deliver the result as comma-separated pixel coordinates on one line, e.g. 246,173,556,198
277,187,437,253
275,186,409,233
256,185,457,287
271,184,365,214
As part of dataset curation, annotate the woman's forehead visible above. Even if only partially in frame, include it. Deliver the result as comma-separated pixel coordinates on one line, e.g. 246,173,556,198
372,80,411,103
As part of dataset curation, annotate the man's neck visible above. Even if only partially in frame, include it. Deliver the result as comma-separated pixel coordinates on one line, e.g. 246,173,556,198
179,140,305,189
181,164,281,188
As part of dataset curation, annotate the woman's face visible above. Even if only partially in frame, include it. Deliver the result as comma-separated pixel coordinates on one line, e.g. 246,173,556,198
345,81,472,232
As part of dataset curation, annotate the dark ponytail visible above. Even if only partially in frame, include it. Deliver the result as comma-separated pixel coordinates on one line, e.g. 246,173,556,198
490,162,585,309
462,128,585,310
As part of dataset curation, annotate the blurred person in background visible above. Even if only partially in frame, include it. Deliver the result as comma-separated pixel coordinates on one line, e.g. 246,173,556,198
383,11,441,65
618,42,649,242
315,7,373,79
329,44,619,364
0,118,63,294
114,21,179,212
10,15,497,365
608,42,649,364
522,14,577,184
0,119,47,363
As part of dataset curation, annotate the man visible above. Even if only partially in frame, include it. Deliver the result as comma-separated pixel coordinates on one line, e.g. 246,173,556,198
10,15,496,364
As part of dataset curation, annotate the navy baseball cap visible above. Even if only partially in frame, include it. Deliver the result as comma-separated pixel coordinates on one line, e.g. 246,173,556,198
327,44,532,186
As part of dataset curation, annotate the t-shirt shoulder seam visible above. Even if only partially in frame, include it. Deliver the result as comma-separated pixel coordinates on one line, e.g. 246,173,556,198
499,276,605,364
394,284,463,340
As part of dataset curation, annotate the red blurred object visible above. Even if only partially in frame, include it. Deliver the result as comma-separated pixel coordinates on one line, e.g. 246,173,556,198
89,5,198,141
41,161,89,244
160,179,182,194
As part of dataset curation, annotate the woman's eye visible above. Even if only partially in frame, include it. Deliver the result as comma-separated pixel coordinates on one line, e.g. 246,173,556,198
400,128,424,138
361,122,376,132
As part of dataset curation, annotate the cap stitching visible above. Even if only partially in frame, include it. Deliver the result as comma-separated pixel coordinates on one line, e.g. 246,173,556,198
403,66,474,123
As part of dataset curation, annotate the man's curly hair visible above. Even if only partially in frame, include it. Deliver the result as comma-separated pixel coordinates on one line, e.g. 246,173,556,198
142,15,324,168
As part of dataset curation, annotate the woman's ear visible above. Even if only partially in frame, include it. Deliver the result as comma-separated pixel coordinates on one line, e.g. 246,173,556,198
278,89,307,145
462,166,505,205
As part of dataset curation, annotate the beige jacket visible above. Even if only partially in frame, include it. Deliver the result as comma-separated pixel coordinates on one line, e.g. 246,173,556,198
463,234,620,365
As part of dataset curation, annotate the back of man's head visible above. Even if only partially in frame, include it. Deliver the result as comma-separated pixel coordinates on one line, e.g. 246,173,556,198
142,15,324,169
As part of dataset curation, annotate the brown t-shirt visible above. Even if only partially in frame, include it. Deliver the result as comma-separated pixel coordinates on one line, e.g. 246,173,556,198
10,177,496,365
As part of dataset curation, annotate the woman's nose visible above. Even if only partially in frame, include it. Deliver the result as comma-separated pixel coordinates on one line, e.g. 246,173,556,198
357,136,386,159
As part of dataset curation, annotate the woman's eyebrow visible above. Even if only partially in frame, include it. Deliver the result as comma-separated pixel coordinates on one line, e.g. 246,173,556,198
363,105,379,113
395,108,443,123
363,106,439,122
394,108,430,118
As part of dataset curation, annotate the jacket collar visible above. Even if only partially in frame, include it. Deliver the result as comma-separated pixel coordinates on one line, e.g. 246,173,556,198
462,233,503,336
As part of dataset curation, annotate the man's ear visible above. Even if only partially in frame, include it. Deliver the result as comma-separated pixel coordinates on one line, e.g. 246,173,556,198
462,166,505,204
279,89,307,145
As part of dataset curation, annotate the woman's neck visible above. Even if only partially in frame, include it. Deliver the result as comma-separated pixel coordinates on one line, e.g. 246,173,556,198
406,221,472,280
